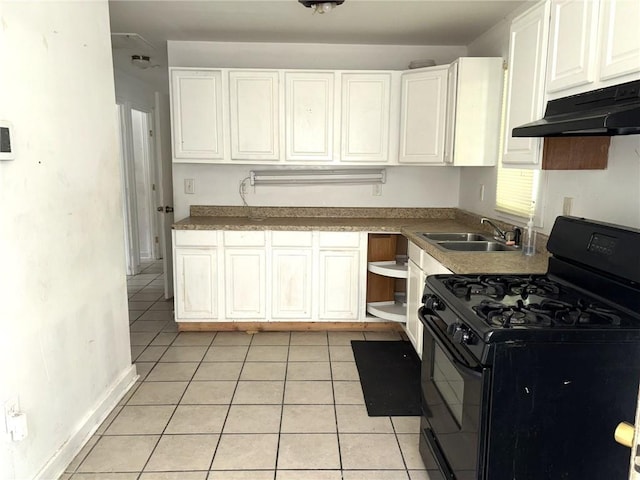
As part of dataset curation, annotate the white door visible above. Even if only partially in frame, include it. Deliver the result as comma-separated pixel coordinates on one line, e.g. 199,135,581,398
502,1,551,166
155,92,174,299
340,73,391,163
399,66,449,164
229,70,280,161
546,0,599,93
131,108,158,262
271,249,313,319
171,69,224,161
285,72,335,161
598,0,640,81
224,248,267,319
318,250,360,320
406,259,425,358
174,247,218,320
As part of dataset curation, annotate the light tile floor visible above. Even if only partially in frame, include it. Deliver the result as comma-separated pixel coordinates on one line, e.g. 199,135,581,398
60,261,443,480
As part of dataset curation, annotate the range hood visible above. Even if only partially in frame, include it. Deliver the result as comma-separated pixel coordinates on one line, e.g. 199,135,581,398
512,79,640,137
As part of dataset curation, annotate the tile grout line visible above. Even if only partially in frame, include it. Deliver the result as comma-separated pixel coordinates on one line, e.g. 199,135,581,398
207,332,251,473
135,329,217,477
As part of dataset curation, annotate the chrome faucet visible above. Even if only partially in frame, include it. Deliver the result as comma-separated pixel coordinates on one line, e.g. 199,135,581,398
481,218,507,239
481,218,521,246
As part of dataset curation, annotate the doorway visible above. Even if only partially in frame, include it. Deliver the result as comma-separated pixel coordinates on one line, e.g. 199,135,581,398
117,104,159,275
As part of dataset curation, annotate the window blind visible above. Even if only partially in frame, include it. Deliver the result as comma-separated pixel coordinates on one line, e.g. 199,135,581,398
495,167,537,217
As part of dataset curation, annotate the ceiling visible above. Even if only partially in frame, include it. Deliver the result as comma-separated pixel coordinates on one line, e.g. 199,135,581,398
108,0,530,91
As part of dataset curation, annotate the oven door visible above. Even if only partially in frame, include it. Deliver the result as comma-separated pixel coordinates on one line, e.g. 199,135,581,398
419,305,491,480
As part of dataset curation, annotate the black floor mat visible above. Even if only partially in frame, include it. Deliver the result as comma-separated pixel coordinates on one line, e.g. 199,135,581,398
351,340,422,417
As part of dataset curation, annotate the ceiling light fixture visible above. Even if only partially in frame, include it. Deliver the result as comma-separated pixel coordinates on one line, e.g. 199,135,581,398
131,54,151,68
298,0,345,14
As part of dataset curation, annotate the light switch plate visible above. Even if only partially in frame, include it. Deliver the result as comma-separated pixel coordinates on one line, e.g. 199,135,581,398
0,121,15,161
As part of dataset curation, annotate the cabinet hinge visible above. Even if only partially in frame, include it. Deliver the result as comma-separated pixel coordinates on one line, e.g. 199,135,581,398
502,60,508,71
152,183,156,191
155,236,159,243
149,129,153,137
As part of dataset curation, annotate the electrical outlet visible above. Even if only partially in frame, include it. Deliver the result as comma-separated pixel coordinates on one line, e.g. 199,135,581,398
563,197,574,216
372,184,382,196
184,178,195,195
3,398,18,435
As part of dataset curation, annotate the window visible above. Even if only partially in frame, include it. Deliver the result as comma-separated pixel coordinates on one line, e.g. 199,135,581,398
495,165,539,218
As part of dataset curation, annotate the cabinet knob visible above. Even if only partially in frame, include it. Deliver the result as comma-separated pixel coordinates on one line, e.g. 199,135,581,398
614,421,635,448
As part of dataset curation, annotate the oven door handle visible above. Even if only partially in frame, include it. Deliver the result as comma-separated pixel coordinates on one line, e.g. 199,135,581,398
421,310,483,378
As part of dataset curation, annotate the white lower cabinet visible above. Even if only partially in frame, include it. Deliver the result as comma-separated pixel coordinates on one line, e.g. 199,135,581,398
174,247,219,320
406,259,426,358
319,250,361,320
224,248,266,319
271,248,313,319
405,241,452,357
173,230,364,322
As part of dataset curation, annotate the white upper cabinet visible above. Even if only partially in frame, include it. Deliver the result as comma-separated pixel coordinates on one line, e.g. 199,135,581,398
285,72,335,162
598,0,640,82
340,73,392,163
229,70,280,161
546,0,640,98
444,57,503,167
502,1,551,166
546,0,599,93
399,65,449,164
171,69,224,161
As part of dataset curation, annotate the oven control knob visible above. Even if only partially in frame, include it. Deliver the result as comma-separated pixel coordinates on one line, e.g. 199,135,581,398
448,323,475,345
423,294,445,311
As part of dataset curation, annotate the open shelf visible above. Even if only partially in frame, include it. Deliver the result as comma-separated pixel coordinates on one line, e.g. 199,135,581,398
366,300,407,323
368,260,408,279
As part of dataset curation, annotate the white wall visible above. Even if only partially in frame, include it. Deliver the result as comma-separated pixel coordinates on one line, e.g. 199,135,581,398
460,12,640,233
168,40,467,70
168,40,467,218
0,3,135,479
173,164,461,219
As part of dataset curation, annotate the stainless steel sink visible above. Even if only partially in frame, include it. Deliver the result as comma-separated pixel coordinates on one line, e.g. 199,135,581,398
436,241,519,252
419,232,493,242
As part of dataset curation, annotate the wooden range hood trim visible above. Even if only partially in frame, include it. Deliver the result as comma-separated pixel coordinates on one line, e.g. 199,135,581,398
542,137,610,170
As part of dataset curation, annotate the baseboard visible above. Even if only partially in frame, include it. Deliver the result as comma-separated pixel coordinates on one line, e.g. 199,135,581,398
178,321,404,332
35,364,138,480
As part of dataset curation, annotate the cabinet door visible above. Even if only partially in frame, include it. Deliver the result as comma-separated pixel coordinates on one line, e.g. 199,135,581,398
598,0,640,81
174,247,218,320
340,73,391,163
285,72,335,161
272,249,313,319
406,259,426,359
224,248,266,319
318,250,360,320
546,0,599,94
399,66,448,164
502,2,550,166
229,70,280,161
171,70,224,161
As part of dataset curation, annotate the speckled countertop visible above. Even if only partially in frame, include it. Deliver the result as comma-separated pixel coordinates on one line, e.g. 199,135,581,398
173,206,549,274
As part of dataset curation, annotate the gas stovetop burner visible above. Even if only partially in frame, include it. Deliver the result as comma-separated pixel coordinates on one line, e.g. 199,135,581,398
444,275,565,302
471,297,622,328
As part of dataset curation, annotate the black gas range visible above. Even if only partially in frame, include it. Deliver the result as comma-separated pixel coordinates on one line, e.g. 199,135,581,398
418,216,640,480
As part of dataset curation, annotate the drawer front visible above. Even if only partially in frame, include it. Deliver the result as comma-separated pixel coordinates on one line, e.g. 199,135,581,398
271,231,314,247
318,232,361,248
223,231,266,246
174,230,218,247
